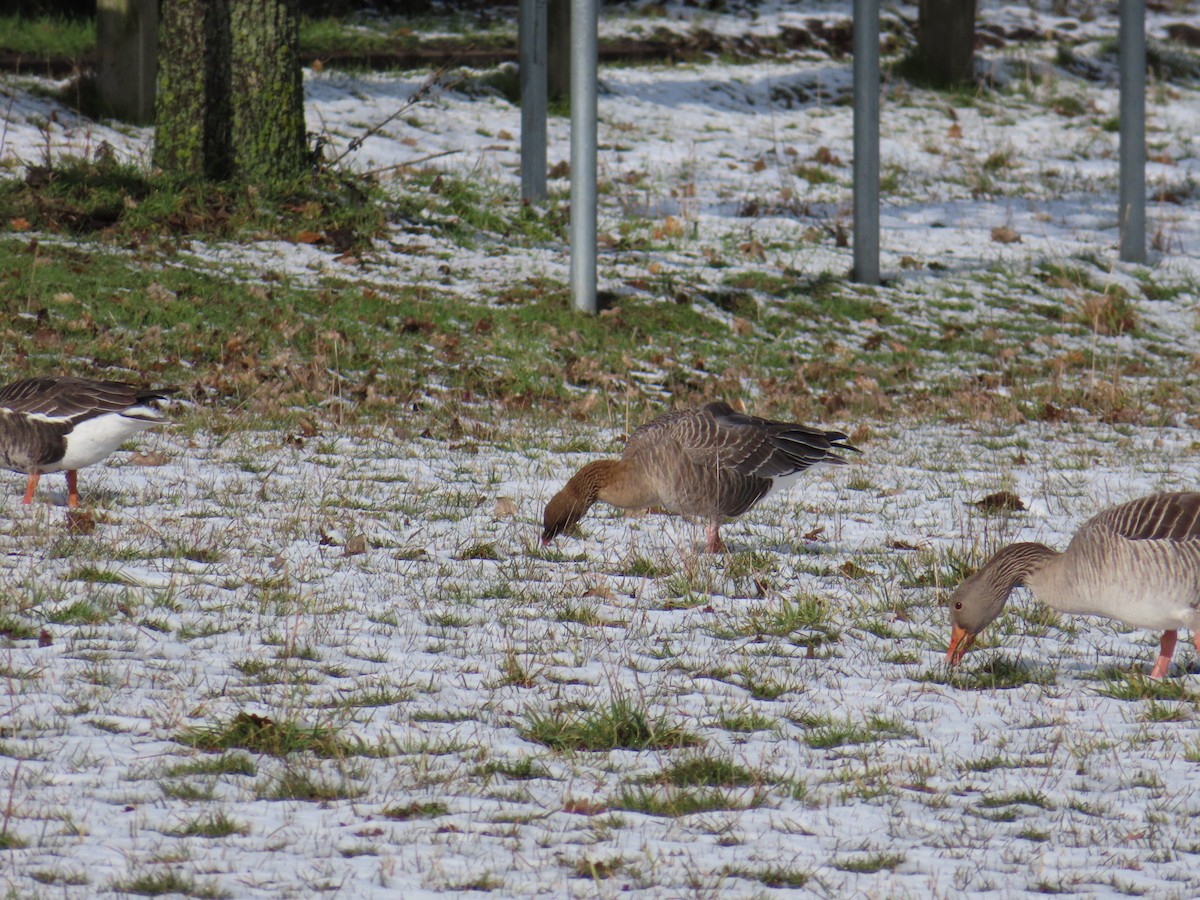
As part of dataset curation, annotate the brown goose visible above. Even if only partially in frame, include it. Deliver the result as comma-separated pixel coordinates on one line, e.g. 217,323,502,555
947,492,1200,679
541,401,859,552
0,376,175,508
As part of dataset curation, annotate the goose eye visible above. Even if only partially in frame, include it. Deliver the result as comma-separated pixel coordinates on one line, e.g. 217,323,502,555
954,601,963,610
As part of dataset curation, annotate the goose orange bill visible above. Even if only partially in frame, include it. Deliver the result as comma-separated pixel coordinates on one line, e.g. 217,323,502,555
946,625,976,665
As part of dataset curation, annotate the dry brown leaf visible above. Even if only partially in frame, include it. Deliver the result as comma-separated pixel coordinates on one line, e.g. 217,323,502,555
974,491,1025,513
562,799,606,816
10,217,30,232
840,560,869,579
343,535,368,556
493,496,518,518
64,509,97,534
947,123,963,139
296,230,324,244
128,451,169,467
653,215,685,240
991,225,1021,244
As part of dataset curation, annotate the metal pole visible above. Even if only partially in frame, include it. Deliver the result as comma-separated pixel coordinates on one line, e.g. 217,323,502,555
569,0,598,314
519,0,548,203
1118,0,1145,263
852,0,880,284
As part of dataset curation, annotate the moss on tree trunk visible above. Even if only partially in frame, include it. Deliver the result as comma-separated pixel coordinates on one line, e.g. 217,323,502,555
154,0,305,183
154,0,231,179
229,0,306,181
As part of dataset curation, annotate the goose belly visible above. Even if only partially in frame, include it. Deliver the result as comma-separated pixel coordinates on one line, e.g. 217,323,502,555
49,412,161,472
1032,567,1200,632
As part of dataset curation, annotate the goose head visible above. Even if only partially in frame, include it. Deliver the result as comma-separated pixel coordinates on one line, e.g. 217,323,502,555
946,542,1056,665
541,460,616,545
946,568,1011,665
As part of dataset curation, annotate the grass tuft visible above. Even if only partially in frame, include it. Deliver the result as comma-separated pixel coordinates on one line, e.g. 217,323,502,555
521,697,699,752
175,712,369,759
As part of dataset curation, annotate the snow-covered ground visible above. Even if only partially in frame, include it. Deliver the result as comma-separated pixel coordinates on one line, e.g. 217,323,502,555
3,420,1200,897
3,1,1200,896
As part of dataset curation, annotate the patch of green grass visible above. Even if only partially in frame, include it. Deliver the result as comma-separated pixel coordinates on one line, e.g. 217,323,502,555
645,753,758,788
264,769,363,802
717,594,838,643
610,785,762,817
169,812,249,838
29,869,90,886
106,869,229,898
473,757,551,781
164,752,257,778
619,555,673,578
0,155,388,252
724,865,812,889
736,665,802,701
454,541,501,561
978,789,1053,810
0,830,26,850
175,712,370,759
0,14,94,55
1096,670,1193,701
0,616,39,641
796,712,911,749
832,852,904,873
714,706,777,733
45,598,112,625
922,654,1055,690
521,697,699,752
381,800,450,820
964,754,1049,773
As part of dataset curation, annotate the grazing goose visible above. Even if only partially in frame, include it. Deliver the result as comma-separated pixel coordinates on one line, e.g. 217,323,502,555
0,376,175,508
541,401,859,552
946,492,1200,679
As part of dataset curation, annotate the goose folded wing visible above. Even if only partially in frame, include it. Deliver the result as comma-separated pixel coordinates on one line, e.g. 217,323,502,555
706,407,853,478
1092,492,1200,543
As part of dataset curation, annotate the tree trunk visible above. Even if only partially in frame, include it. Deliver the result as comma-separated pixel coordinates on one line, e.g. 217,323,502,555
229,0,306,181
916,0,977,87
155,0,305,183
96,0,158,124
154,0,232,179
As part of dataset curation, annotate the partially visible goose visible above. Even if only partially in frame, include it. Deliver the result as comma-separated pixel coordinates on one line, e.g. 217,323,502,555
0,376,175,508
541,401,859,552
947,492,1200,679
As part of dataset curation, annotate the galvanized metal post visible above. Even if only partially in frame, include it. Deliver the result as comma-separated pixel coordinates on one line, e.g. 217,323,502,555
1118,0,1146,263
569,0,598,314
519,0,548,204
852,0,880,284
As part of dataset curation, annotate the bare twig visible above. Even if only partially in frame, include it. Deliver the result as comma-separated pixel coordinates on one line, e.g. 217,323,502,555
326,68,449,167
360,149,461,177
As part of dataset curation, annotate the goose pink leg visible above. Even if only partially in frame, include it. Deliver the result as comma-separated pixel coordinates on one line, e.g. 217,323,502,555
22,472,39,504
65,470,79,508
1149,630,1177,680
704,523,726,554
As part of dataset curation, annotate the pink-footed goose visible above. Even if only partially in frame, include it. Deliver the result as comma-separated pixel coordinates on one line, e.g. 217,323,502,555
542,401,859,552
947,492,1200,679
0,376,175,508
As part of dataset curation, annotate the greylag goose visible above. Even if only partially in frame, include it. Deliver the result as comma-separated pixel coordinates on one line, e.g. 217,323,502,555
947,492,1200,679
0,376,175,508
541,401,859,552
